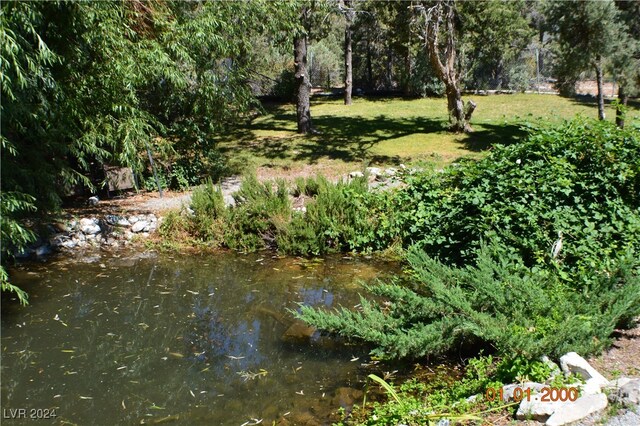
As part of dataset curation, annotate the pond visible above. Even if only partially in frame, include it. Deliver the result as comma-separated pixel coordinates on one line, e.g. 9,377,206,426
1,251,400,425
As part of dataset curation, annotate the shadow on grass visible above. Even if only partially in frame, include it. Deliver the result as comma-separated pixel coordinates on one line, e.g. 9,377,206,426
219,100,527,165
462,122,530,151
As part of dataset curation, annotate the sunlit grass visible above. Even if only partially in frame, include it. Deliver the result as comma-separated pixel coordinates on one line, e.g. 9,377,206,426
218,93,639,178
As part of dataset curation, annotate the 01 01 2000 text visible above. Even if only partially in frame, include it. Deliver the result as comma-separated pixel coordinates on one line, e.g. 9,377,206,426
485,386,579,402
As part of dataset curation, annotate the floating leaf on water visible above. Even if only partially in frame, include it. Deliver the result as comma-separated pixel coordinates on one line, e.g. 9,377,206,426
149,404,165,410
292,275,304,279
61,350,75,353
122,400,126,410
64,371,78,375
168,352,184,359
79,396,93,400
159,292,171,295
273,268,280,271
186,290,198,295
296,390,304,395
189,390,195,398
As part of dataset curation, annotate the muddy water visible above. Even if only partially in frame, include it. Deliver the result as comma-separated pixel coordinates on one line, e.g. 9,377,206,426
1,252,399,425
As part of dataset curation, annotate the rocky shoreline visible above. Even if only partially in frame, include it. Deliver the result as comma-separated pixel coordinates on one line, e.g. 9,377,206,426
16,213,160,259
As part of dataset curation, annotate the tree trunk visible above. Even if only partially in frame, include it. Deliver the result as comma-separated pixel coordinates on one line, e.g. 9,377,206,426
343,0,353,105
445,83,471,133
294,35,312,134
595,57,605,120
616,85,628,129
420,1,474,133
366,39,373,90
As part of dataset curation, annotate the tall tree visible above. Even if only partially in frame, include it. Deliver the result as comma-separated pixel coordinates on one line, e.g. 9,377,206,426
294,4,313,134
342,0,355,105
414,0,476,132
611,0,640,128
545,0,624,120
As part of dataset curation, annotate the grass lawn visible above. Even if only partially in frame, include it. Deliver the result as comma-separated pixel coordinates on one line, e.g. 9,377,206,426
217,93,639,180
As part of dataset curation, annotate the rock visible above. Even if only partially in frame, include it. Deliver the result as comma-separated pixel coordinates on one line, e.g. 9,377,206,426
582,377,605,395
282,321,317,343
516,393,566,422
293,207,307,213
545,393,608,426
87,196,99,206
559,352,608,386
349,171,364,178
613,379,640,407
128,215,139,224
106,214,130,227
366,167,382,178
59,239,78,249
131,221,149,233
384,168,398,177
80,218,101,235
34,245,52,257
399,163,407,169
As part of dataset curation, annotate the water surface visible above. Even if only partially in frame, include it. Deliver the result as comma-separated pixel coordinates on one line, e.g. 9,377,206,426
2,251,397,425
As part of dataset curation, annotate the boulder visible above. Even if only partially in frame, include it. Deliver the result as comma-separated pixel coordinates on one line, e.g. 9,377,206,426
106,214,130,227
612,379,640,407
545,393,608,426
349,171,364,178
559,352,608,386
87,196,99,206
365,167,382,178
516,393,565,422
80,218,101,235
131,221,149,233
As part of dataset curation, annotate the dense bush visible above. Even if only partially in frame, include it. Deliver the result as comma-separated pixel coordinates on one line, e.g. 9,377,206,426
392,118,640,280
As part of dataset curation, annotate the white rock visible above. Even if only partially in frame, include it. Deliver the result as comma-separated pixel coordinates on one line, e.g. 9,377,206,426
87,196,99,206
399,163,407,169
582,377,604,395
79,217,101,235
366,167,382,177
545,393,607,426
559,352,609,386
516,393,566,422
615,379,640,407
349,171,364,178
60,239,77,249
607,377,633,390
384,168,398,177
131,221,148,233
128,215,139,224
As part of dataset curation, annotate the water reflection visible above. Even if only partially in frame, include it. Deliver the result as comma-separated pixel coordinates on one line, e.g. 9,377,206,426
1,252,397,425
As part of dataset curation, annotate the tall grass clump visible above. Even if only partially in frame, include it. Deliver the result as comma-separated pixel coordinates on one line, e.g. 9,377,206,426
224,174,291,251
277,176,395,255
189,179,226,242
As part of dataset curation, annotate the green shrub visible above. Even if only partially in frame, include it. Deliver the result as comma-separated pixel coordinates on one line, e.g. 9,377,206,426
224,175,291,251
392,118,640,280
277,176,393,255
296,244,640,360
189,179,226,242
